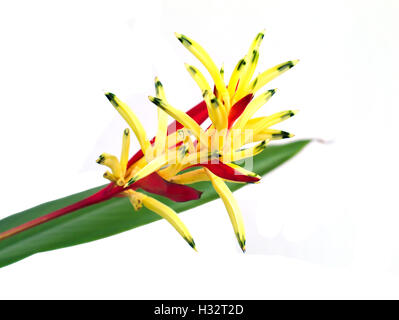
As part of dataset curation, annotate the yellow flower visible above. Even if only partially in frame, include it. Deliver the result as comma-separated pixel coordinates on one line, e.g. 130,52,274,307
135,30,299,252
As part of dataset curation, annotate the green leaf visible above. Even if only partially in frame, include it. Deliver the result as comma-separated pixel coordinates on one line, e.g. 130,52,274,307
0,140,310,268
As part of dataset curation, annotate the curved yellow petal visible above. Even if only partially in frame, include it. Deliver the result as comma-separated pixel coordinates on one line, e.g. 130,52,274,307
169,168,209,184
148,96,208,149
229,31,265,103
233,49,259,103
154,78,169,157
96,153,123,183
141,194,197,251
120,128,130,176
227,57,246,100
105,92,152,158
125,154,168,187
175,32,230,109
103,170,118,183
232,89,277,131
225,163,261,183
249,60,299,94
185,64,227,130
205,168,246,252
222,140,268,162
246,110,298,131
185,63,212,93
125,189,145,211
254,129,294,141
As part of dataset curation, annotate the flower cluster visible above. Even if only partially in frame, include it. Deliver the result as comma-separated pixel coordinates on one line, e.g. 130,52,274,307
98,31,298,252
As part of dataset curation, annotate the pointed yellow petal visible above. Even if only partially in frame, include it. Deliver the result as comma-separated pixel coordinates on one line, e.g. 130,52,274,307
105,92,152,158
175,33,230,109
246,110,298,131
169,168,209,184
203,90,228,131
148,96,208,149
126,154,168,186
120,128,130,176
141,194,196,250
251,30,265,50
233,31,265,101
249,60,299,94
185,64,228,131
96,153,123,183
232,89,277,131
185,63,212,93
205,169,246,252
154,77,167,101
225,163,261,183
227,57,246,100
222,140,268,162
233,49,259,103
153,78,169,157
254,129,294,141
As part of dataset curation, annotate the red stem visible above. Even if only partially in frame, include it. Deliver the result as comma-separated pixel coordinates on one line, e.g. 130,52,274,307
0,183,123,241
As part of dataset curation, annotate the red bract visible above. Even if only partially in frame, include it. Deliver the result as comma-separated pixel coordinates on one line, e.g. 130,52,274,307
227,94,253,129
186,162,260,184
134,173,202,202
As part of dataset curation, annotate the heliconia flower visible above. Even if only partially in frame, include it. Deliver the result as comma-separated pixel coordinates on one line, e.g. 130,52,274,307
130,30,299,252
0,30,299,256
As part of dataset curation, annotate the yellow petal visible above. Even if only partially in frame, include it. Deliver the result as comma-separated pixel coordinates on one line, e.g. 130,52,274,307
169,168,209,184
225,163,261,183
96,153,123,184
227,57,246,101
232,89,277,131
148,96,208,149
246,110,298,131
254,129,294,141
184,64,228,131
185,63,212,93
233,30,264,99
249,60,299,94
222,140,268,162
141,193,197,250
125,189,145,211
125,154,168,187
175,33,230,109
103,170,118,183
105,92,152,158
233,49,259,103
205,169,246,252
153,78,169,157
120,128,130,176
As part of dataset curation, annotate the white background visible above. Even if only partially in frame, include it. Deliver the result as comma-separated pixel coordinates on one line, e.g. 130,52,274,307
0,0,399,299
